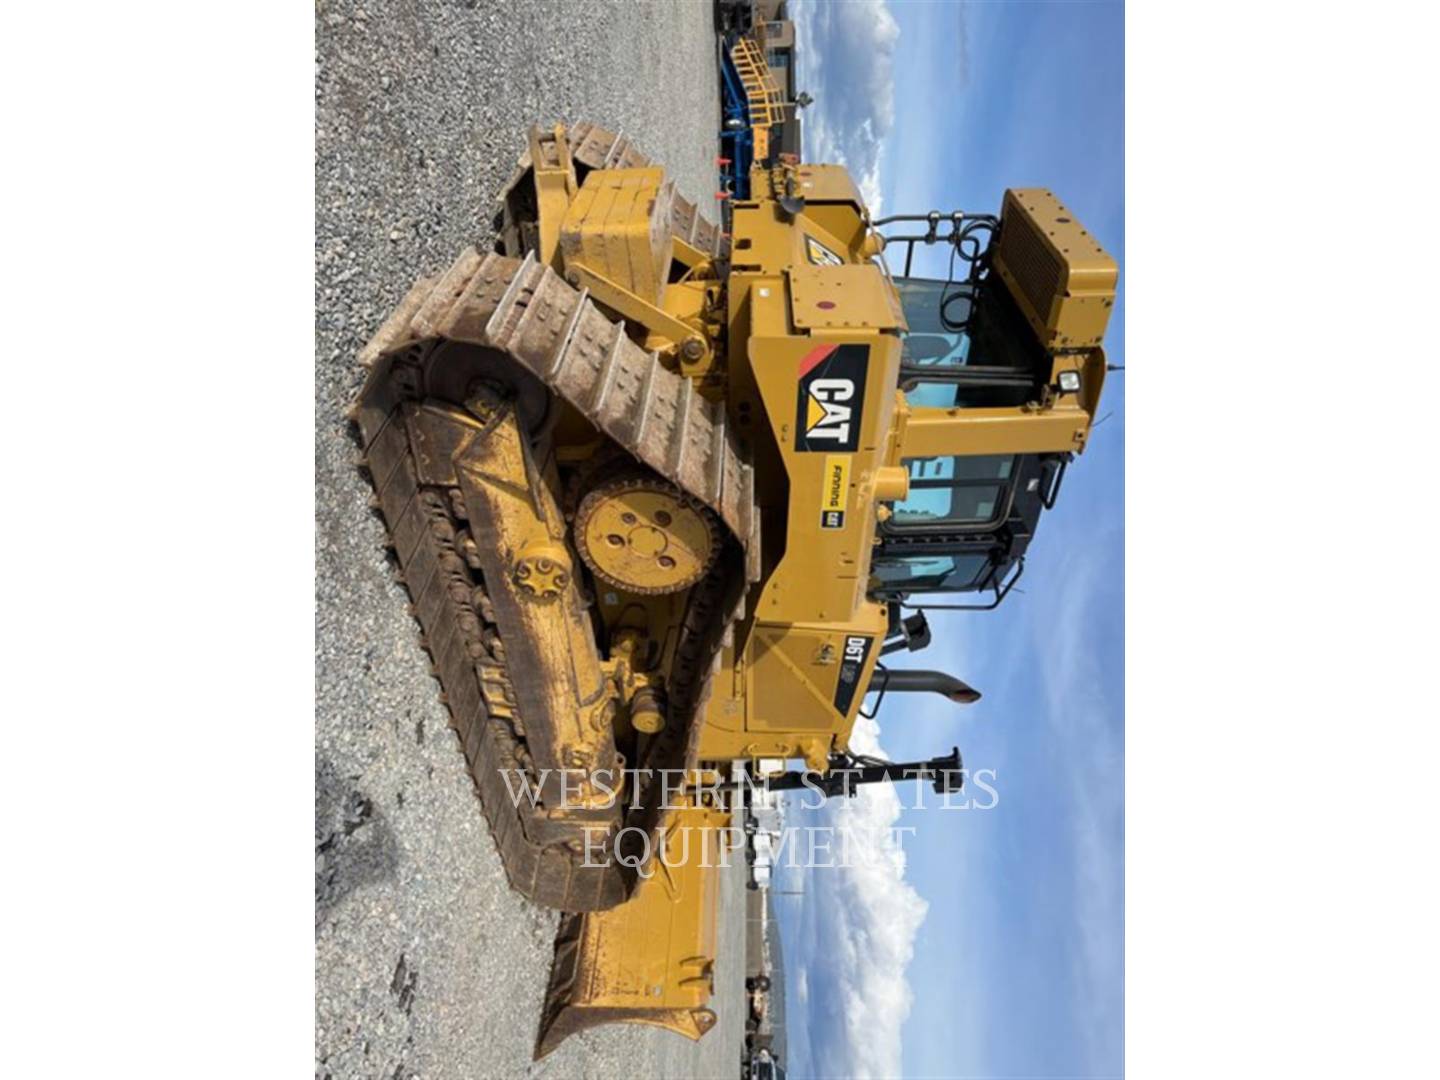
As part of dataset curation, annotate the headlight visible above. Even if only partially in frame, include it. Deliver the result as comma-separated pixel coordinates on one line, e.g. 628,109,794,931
1057,369,1082,394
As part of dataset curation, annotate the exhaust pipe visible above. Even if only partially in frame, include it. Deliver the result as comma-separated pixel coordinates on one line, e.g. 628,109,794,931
873,668,981,705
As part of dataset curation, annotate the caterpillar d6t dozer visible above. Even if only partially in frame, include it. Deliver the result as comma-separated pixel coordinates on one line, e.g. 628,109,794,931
351,122,1118,1056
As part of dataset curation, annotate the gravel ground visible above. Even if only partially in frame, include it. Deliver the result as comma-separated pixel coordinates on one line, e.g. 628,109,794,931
315,2,734,1078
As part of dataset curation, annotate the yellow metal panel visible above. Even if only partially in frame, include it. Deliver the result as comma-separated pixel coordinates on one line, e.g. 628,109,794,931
898,404,1093,458
748,626,839,729
601,179,638,293
1077,348,1109,426
788,263,902,331
696,607,888,766
747,276,789,337
800,204,866,254
745,332,902,624
792,163,862,204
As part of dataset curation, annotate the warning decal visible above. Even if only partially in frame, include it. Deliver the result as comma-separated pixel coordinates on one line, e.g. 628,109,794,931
805,234,845,266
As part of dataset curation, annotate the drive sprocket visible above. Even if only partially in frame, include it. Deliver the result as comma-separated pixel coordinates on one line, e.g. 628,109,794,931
573,473,720,596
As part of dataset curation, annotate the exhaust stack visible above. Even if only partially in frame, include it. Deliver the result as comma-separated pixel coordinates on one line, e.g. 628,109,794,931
874,668,981,705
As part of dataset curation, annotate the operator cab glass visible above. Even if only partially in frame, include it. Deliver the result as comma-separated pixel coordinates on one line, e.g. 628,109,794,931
891,453,1015,530
871,450,1058,604
893,275,1047,410
896,277,971,369
871,453,1021,599
871,551,993,594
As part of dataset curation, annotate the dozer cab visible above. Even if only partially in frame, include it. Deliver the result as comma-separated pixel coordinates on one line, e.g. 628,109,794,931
350,122,1117,1056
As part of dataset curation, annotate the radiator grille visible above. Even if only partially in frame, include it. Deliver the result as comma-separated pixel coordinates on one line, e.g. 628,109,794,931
998,206,1064,323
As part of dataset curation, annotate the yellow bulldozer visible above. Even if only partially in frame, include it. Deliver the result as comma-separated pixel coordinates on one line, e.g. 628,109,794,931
351,122,1117,1056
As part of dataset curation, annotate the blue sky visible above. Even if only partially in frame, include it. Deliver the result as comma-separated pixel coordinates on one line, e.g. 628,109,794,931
780,2,1124,1077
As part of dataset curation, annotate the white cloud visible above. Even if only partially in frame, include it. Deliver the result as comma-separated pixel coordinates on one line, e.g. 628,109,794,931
778,713,927,1079
792,0,900,215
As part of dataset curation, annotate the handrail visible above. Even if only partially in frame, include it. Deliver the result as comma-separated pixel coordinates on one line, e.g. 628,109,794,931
730,37,785,134
873,210,999,278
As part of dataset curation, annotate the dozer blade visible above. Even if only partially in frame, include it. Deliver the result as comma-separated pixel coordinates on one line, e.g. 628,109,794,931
535,800,735,1059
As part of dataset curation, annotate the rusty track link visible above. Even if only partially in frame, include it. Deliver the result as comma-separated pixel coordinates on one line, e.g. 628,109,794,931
352,251,756,912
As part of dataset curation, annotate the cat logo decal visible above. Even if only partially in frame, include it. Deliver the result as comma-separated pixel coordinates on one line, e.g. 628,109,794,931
794,343,868,453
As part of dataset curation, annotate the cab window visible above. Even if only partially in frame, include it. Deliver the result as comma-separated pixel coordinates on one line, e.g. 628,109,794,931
894,275,1045,409
895,277,971,369
871,552,991,593
891,454,1015,530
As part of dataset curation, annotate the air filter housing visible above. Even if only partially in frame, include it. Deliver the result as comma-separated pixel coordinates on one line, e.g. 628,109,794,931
992,188,1117,351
